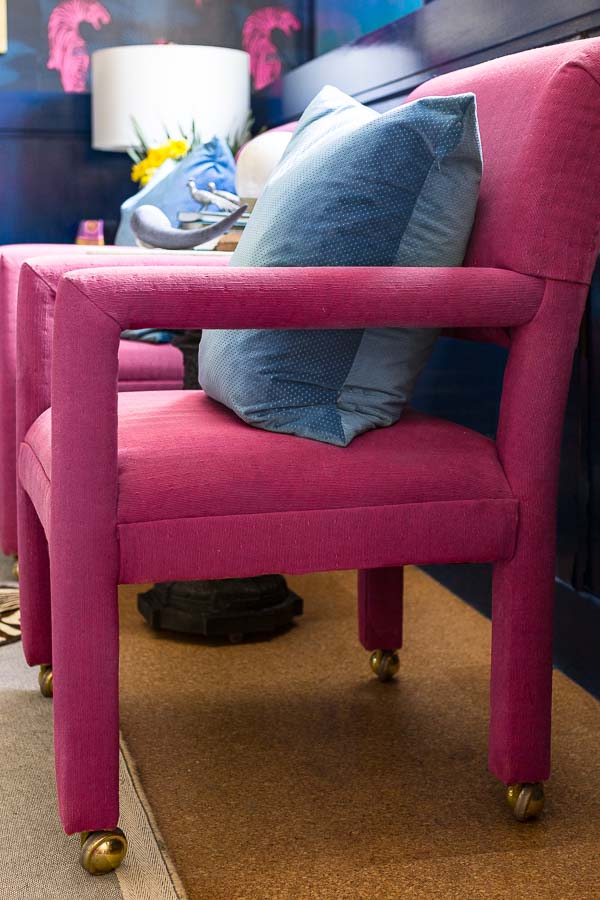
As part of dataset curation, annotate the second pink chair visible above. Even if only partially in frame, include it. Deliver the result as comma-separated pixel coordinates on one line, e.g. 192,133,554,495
0,245,187,560
13,249,231,693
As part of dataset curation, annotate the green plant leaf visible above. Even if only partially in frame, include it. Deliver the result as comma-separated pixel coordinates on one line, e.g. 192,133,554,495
130,115,150,155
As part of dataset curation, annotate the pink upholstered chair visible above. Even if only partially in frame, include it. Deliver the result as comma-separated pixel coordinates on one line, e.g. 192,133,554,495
0,246,187,561
16,39,600,874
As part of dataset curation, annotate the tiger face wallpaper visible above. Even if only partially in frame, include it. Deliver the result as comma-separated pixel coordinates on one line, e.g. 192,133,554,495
0,0,311,93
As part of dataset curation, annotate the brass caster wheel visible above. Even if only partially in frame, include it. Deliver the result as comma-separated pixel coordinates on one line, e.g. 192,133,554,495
506,782,545,822
80,829,128,875
11,557,18,581
38,665,53,698
369,649,399,682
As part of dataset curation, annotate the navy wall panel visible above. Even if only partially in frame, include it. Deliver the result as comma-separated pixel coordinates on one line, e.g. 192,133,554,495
0,92,131,243
257,0,600,125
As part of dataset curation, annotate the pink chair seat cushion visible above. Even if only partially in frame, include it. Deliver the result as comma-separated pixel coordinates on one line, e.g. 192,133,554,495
20,390,514,530
117,339,181,388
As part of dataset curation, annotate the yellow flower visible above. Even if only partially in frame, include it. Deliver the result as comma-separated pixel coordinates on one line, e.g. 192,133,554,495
145,147,166,167
131,139,190,185
164,139,189,160
131,158,158,186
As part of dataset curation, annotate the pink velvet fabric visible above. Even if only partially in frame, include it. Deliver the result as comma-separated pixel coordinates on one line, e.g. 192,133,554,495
408,41,600,284
51,394,515,521
117,341,181,388
0,247,70,556
15,38,600,836
358,568,404,651
0,245,187,556
20,390,518,569
42,264,544,329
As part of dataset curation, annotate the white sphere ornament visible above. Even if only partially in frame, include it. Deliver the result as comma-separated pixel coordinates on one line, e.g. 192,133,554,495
235,130,293,201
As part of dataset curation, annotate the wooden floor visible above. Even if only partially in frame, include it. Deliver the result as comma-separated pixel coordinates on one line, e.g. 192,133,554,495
118,568,600,900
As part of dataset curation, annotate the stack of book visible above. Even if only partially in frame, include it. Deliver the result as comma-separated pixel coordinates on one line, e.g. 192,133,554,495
177,208,250,252
177,209,251,231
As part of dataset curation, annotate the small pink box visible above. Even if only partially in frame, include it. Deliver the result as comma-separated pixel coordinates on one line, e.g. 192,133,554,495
76,220,105,246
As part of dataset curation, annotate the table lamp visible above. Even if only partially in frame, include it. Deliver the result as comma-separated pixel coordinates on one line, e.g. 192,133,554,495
91,44,250,152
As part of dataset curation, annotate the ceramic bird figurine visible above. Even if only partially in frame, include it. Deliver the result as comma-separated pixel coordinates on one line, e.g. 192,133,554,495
187,179,241,212
130,203,247,251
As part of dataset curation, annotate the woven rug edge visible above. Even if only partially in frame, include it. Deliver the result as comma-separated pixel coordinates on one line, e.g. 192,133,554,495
119,733,190,900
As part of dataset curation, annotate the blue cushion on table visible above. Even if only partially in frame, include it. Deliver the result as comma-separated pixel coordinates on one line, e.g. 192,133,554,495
198,86,482,446
116,136,236,246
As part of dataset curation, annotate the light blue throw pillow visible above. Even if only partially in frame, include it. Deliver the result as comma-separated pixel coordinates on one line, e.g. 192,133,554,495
199,86,482,446
116,136,236,246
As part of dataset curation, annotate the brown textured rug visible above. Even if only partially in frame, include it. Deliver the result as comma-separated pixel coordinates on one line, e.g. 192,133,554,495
118,568,600,900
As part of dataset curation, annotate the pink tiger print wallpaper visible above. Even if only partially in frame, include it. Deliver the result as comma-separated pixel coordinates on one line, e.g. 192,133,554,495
0,0,311,94
242,6,301,91
47,0,111,92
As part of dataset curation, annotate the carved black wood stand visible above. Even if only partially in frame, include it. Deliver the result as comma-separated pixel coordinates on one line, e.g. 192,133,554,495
137,330,303,641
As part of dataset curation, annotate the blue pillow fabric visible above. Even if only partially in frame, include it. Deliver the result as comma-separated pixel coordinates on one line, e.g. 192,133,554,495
116,136,236,246
199,86,482,446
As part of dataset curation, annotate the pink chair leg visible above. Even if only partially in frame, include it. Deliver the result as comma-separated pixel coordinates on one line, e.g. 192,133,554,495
488,282,585,792
52,574,120,835
358,567,404,651
16,488,52,667
489,545,554,786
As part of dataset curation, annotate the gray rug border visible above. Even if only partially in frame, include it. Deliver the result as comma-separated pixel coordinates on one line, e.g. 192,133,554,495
119,734,190,900
1,628,188,900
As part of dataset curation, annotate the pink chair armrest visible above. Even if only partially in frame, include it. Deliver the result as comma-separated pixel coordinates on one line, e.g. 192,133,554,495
60,265,544,332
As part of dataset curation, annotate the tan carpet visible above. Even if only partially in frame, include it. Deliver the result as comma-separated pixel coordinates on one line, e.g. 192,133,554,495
118,568,600,900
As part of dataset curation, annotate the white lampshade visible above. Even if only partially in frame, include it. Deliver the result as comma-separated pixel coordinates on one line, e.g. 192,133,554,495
235,130,293,200
92,45,250,152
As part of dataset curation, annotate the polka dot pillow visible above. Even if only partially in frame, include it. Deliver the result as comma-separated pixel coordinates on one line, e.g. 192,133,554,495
198,86,482,446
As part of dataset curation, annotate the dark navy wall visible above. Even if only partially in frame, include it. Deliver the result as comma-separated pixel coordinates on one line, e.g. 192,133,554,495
0,92,132,244
259,0,600,126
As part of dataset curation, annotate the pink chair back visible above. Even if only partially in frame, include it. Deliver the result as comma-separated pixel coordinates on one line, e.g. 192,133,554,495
408,39,600,284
